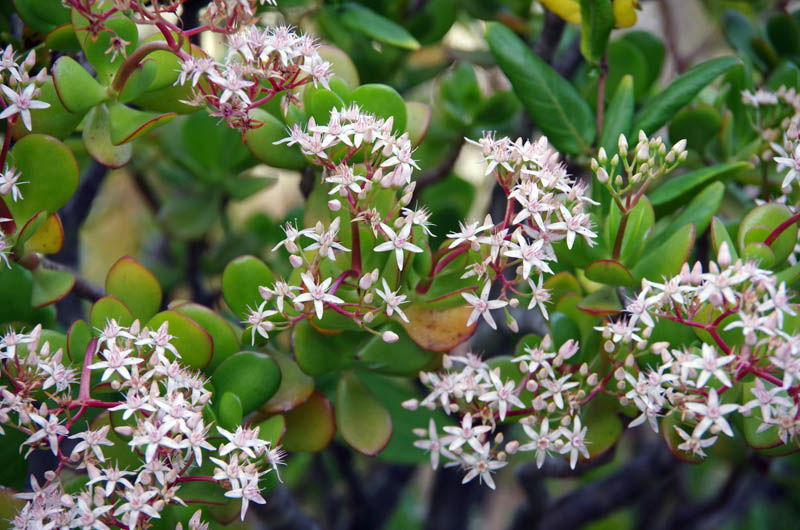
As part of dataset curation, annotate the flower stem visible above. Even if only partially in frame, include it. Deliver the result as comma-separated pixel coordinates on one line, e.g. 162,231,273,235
764,212,800,246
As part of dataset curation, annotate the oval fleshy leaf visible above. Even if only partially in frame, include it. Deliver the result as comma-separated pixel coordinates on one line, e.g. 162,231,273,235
584,259,636,287
400,303,477,352
4,134,79,225
212,351,282,415
358,322,435,376
351,84,407,133
67,319,91,365
105,256,162,322
14,210,48,251
52,56,109,113
581,394,623,459
82,104,133,168
72,11,138,85
108,102,176,145
221,255,274,320
632,224,695,282
282,391,335,453
649,163,751,214
31,267,74,308
577,287,622,317
737,203,798,264
45,24,82,52
406,102,432,147
316,44,359,88
218,392,243,431
245,109,308,170
257,415,286,446
172,302,240,373
118,60,158,103
335,372,393,456
89,296,134,331
9,78,85,141
147,311,213,370
293,319,362,376
261,352,314,414
25,213,64,254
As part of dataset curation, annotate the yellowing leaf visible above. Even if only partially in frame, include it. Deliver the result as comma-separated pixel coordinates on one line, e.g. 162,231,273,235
540,0,581,25
541,0,638,28
613,0,638,28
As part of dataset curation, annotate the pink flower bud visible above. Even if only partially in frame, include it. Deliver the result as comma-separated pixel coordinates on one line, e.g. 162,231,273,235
505,440,520,455
328,199,341,211
401,399,419,410
259,285,272,300
359,273,374,289
717,241,732,268
382,331,399,343
289,255,303,268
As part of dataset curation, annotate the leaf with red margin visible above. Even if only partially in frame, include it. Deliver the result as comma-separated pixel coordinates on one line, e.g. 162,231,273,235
147,311,213,370
31,267,74,308
25,214,64,254
89,296,134,331
105,256,162,322
584,259,636,287
108,102,176,145
82,104,133,168
282,392,335,453
67,319,92,365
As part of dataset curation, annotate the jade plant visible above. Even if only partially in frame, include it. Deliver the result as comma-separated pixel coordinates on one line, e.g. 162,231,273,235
2,0,800,528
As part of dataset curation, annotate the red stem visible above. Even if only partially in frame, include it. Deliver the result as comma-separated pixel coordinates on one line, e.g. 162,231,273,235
764,212,800,246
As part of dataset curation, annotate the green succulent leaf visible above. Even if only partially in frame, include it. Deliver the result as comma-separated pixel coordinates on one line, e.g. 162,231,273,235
633,56,740,135
339,3,421,51
52,56,109,113
282,392,335,453
4,134,79,225
649,162,751,214
147,311,213,370
336,372,393,456
172,302,240,373
486,22,595,154
89,296,135,331
31,267,74,309
82,104,133,168
221,255,275,320
105,256,162,322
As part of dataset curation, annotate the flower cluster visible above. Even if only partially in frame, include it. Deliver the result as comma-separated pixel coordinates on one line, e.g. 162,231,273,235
406,337,600,488
244,104,424,344
177,25,331,134
0,320,283,528
442,133,600,331
598,242,800,457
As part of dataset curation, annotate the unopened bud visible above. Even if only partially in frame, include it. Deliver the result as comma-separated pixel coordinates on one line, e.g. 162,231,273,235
618,133,628,155
364,292,373,304
328,199,341,211
289,254,303,268
615,174,623,187
402,399,419,410
625,354,635,367
597,167,609,183
259,285,272,300
359,273,374,290
382,331,399,343
717,241,732,268
363,311,374,323
587,373,598,386
505,440,519,455
495,432,504,444
579,363,588,376
509,298,519,308
526,379,538,393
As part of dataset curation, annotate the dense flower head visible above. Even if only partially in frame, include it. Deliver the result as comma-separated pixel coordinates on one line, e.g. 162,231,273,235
407,336,598,486
176,24,331,134
0,320,283,529
594,242,800,455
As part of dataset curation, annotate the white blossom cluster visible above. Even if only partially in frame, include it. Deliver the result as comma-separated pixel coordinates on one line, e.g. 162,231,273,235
740,85,800,194
443,133,600,332
245,105,426,344
405,338,597,488
176,25,331,134
598,242,800,458
0,320,284,528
